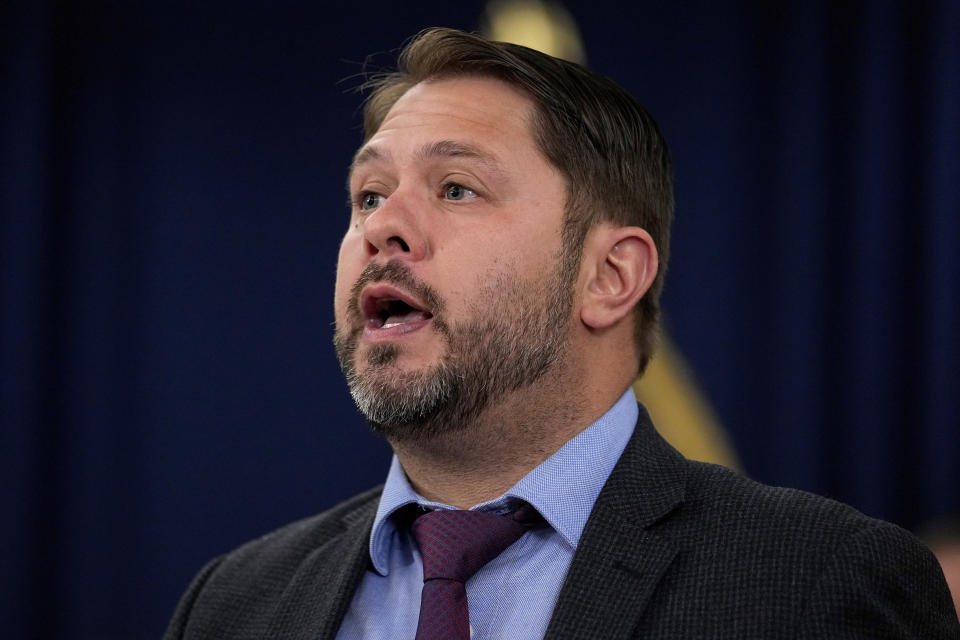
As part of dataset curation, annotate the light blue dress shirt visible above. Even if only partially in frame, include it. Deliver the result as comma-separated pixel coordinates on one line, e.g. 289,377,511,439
336,388,638,640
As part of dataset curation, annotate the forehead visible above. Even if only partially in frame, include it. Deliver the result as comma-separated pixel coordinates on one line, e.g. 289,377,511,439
351,76,541,175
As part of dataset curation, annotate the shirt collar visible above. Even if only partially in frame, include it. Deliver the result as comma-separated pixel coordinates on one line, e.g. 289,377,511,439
367,388,638,575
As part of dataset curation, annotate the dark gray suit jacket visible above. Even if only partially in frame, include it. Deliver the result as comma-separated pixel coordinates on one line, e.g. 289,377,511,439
164,407,960,638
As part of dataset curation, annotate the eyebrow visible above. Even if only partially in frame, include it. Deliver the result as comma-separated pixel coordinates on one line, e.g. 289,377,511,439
349,140,507,182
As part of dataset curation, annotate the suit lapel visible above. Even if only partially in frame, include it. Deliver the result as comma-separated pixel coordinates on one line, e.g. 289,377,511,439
545,406,687,640
266,498,377,640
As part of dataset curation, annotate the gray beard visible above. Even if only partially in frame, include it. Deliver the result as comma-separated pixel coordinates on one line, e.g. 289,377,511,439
333,260,574,442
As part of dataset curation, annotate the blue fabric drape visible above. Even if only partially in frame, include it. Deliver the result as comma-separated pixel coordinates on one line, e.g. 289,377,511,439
2,1,957,637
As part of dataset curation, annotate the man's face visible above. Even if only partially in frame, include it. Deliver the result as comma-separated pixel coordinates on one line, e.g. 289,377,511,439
334,76,576,440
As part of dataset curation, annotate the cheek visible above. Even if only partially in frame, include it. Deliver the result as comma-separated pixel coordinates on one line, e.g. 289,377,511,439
334,232,363,316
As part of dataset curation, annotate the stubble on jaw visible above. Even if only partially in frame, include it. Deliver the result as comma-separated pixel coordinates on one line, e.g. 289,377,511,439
333,257,576,446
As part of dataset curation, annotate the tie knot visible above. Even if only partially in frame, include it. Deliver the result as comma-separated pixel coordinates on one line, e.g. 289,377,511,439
411,505,538,583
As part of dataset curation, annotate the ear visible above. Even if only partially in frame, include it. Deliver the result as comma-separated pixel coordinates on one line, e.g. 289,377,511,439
579,225,658,330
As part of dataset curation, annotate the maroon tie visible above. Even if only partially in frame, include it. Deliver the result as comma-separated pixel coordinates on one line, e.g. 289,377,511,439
411,505,538,640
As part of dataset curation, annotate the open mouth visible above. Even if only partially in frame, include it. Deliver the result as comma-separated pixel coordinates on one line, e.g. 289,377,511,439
361,286,433,330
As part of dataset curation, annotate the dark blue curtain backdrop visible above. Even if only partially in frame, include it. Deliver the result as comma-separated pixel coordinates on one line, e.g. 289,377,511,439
2,1,958,637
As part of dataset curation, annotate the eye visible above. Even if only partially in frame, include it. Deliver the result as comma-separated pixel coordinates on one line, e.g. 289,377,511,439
443,183,477,202
358,192,386,211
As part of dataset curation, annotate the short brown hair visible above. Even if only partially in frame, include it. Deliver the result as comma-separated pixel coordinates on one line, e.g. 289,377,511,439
361,28,674,374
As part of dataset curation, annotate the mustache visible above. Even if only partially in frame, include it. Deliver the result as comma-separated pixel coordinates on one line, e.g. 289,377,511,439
346,260,446,322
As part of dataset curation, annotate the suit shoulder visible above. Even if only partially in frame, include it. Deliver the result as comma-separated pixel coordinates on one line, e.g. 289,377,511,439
163,486,382,639
642,461,959,637
680,459,889,538
664,459,941,579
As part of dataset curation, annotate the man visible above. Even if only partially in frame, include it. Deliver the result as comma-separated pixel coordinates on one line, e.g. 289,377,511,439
164,28,960,639
921,517,960,618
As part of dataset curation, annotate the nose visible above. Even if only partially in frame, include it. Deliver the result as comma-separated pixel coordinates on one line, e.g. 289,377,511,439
361,190,428,262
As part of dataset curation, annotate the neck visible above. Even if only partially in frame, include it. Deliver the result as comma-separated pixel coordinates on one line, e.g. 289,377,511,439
389,369,628,509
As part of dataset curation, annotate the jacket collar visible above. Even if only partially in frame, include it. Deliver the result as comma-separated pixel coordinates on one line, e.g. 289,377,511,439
264,403,687,640
266,496,378,640
545,404,687,639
